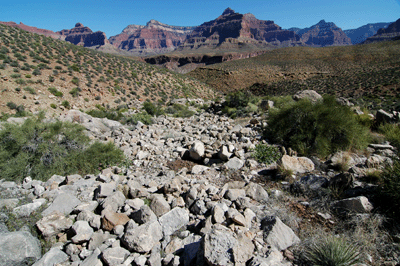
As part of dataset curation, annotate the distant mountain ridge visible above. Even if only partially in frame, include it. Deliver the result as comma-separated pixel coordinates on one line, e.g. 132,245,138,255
289,20,352,46
2,11,399,57
363,18,400,44
108,20,195,55
178,8,302,51
344,22,391,44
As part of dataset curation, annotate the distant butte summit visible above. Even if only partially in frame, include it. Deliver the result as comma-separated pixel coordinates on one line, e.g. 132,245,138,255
57,23,109,47
289,20,352,47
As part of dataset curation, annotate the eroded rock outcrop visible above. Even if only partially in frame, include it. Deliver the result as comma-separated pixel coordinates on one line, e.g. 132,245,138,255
109,20,194,55
289,20,352,47
57,23,109,47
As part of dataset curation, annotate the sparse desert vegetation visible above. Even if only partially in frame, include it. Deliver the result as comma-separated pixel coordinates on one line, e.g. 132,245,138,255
0,23,216,116
1,19,400,266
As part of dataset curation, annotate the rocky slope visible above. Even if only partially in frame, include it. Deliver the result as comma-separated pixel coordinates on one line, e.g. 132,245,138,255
57,23,109,47
0,91,397,265
363,18,400,44
109,20,195,56
289,20,352,47
344,22,391,44
0,21,62,39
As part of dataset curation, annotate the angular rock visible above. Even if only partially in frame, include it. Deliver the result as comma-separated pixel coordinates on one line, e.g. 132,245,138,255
0,231,41,265
233,233,255,266
218,145,233,161
261,216,300,251
101,247,130,266
203,227,236,266
102,210,130,231
100,191,126,212
225,189,246,201
36,211,73,238
131,205,157,224
12,198,47,218
189,141,205,161
32,247,69,266
191,165,209,175
213,204,226,224
42,192,81,216
293,90,322,103
122,220,163,253
77,210,101,230
71,220,94,243
245,183,269,203
159,207,189,238
150,194,171,217
280,155,314,174
332,196,373,213
80,248,102,266
225,157,244,170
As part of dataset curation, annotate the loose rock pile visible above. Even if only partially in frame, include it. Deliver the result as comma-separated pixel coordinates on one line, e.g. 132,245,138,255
0,105,396,265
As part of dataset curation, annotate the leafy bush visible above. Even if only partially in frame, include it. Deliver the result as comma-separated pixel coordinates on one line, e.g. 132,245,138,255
69,87,81,97
379,123,400,150
265,95,370,157
6,102,17,110
0,118,124,182
48,87,63,97
61,100,70,109
253,144,281,164
23,86,36,94
143,101,164,116
222,91,260,118
127,112,153,125
304,236,361,266
378,159,400,219
165,104,195,118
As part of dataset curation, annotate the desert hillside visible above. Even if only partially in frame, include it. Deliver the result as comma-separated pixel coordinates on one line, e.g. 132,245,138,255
0,24,217,115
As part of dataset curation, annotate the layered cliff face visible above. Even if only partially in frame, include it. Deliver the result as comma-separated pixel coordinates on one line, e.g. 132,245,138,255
179,8,301,50
57,23,109,46
344,22,391,44
363,18,400,44
108,20,194,55
290,20,352,47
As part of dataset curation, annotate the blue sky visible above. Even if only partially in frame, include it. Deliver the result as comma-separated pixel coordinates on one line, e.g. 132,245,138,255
2,0,400,37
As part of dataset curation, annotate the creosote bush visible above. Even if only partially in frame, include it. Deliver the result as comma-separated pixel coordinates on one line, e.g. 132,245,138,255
304,236,361,266
252,144,281,164
0,117,124,182
377,158,400,219
265,95,370,157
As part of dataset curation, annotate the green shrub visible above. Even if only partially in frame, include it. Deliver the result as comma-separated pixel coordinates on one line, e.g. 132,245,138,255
127,112,153,125
143,101,164,116
378,159,400,219
379,123,400,150
71,77,79,85
32,68,41,76
0,118,124,182
69,87,81,97
265,95,370,157
222,91,259,118
50,103,57,109
23,86,36,94
253,144,281,164
61,100,70,109
15,78,26,85
165,104,195,118
304,236,361,266
6,102,17,110
48,87,63,97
